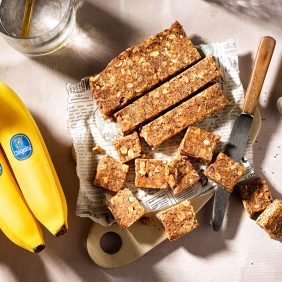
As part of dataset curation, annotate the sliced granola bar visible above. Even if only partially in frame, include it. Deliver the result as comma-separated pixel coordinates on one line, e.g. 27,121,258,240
90,21,201,117
239,178,273,217
256,199,282,239
115,55,221,133
157,200,199,240
107,188,145,228
179,126,220,164
94,155,129,192
135,159,168,189
140,83,229,149
112,132,142,163
204,152,246,193
166,156,200,195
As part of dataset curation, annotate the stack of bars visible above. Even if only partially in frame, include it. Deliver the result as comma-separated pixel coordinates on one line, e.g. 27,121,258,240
90,21,281,241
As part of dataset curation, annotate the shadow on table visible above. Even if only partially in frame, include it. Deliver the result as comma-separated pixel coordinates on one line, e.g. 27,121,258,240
0,234,49,282
31,0,139,81
238,53,252,90
203,0,282,28
253,55,282,199
190,34,207,46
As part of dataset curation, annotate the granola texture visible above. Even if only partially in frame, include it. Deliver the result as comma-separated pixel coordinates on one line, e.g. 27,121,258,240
204,152,246,193
140,83,229,149
157,200,199,240
135,159,168,189
112,132,142,163
256,199,282,239
166,156,200,195
90,21,201,117
179,126,220,164
115,55,221,133
107,188,145,228
94,155,129,192
239,178,273,217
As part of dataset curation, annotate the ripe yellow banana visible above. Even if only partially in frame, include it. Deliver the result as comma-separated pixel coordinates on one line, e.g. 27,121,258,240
0,83,68,236
0,146,45,253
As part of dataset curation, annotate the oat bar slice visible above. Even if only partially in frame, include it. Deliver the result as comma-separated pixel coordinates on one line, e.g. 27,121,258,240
90,21,201,117
94,155,129,192
166,156,200,195
112,132,142,163
204,152,245,193
156,200,199,241
256,199,282,239
135,159,168,189
115,55,221,133
179,126,220,164
239,178,273,217
140,83,229,149
107,188,145,228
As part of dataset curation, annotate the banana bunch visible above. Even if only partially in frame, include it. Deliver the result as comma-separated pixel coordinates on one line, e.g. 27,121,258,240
0,83,68,253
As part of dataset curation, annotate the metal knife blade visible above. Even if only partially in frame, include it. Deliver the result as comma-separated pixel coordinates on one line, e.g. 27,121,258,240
212,36,276,231
224,114,253,162
212,114,253,231
212,186,230,231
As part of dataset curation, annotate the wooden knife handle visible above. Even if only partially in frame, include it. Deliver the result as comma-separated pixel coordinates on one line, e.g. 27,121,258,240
243,36,276,115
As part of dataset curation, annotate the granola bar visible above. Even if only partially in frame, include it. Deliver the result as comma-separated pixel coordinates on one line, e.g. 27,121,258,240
94,155,129,192
256,199,282,239
140,83,229,149
166,156,200,195
107,188,145,228
204,152,246,193
90,21,201,117
135,159,168,189
178,126,220,164
112,132,142,163
239,178,273,217
115,55,221,133
156,200,199,240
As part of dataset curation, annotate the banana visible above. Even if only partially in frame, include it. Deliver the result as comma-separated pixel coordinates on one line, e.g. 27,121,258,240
0,83,68,236
0,146,45,253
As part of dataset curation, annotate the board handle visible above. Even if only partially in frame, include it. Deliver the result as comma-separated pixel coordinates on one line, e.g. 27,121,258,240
243,36,276,115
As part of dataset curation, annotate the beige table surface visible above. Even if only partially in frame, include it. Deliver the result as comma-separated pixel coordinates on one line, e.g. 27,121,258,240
0,0,282,281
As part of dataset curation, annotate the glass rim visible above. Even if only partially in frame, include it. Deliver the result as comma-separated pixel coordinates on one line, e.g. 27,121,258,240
0,0,75,40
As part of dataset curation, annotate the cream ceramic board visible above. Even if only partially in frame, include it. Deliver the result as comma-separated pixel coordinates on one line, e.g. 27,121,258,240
86,110,261,269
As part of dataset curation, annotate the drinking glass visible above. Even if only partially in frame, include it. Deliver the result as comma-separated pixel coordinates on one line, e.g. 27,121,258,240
0,0,76,55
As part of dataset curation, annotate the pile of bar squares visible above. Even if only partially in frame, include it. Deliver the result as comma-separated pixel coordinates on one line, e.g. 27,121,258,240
90,22,281,241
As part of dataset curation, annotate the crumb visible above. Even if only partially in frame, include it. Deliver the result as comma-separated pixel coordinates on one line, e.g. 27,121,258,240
92,145,105,154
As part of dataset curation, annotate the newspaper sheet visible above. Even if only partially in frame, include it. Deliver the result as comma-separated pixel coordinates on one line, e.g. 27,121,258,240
67,40,255,226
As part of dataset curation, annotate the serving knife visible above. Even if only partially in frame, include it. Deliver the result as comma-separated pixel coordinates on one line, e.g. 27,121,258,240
212,36,276,231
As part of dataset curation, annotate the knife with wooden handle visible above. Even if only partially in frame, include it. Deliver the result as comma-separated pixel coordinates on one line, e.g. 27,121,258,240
212,36,276,231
